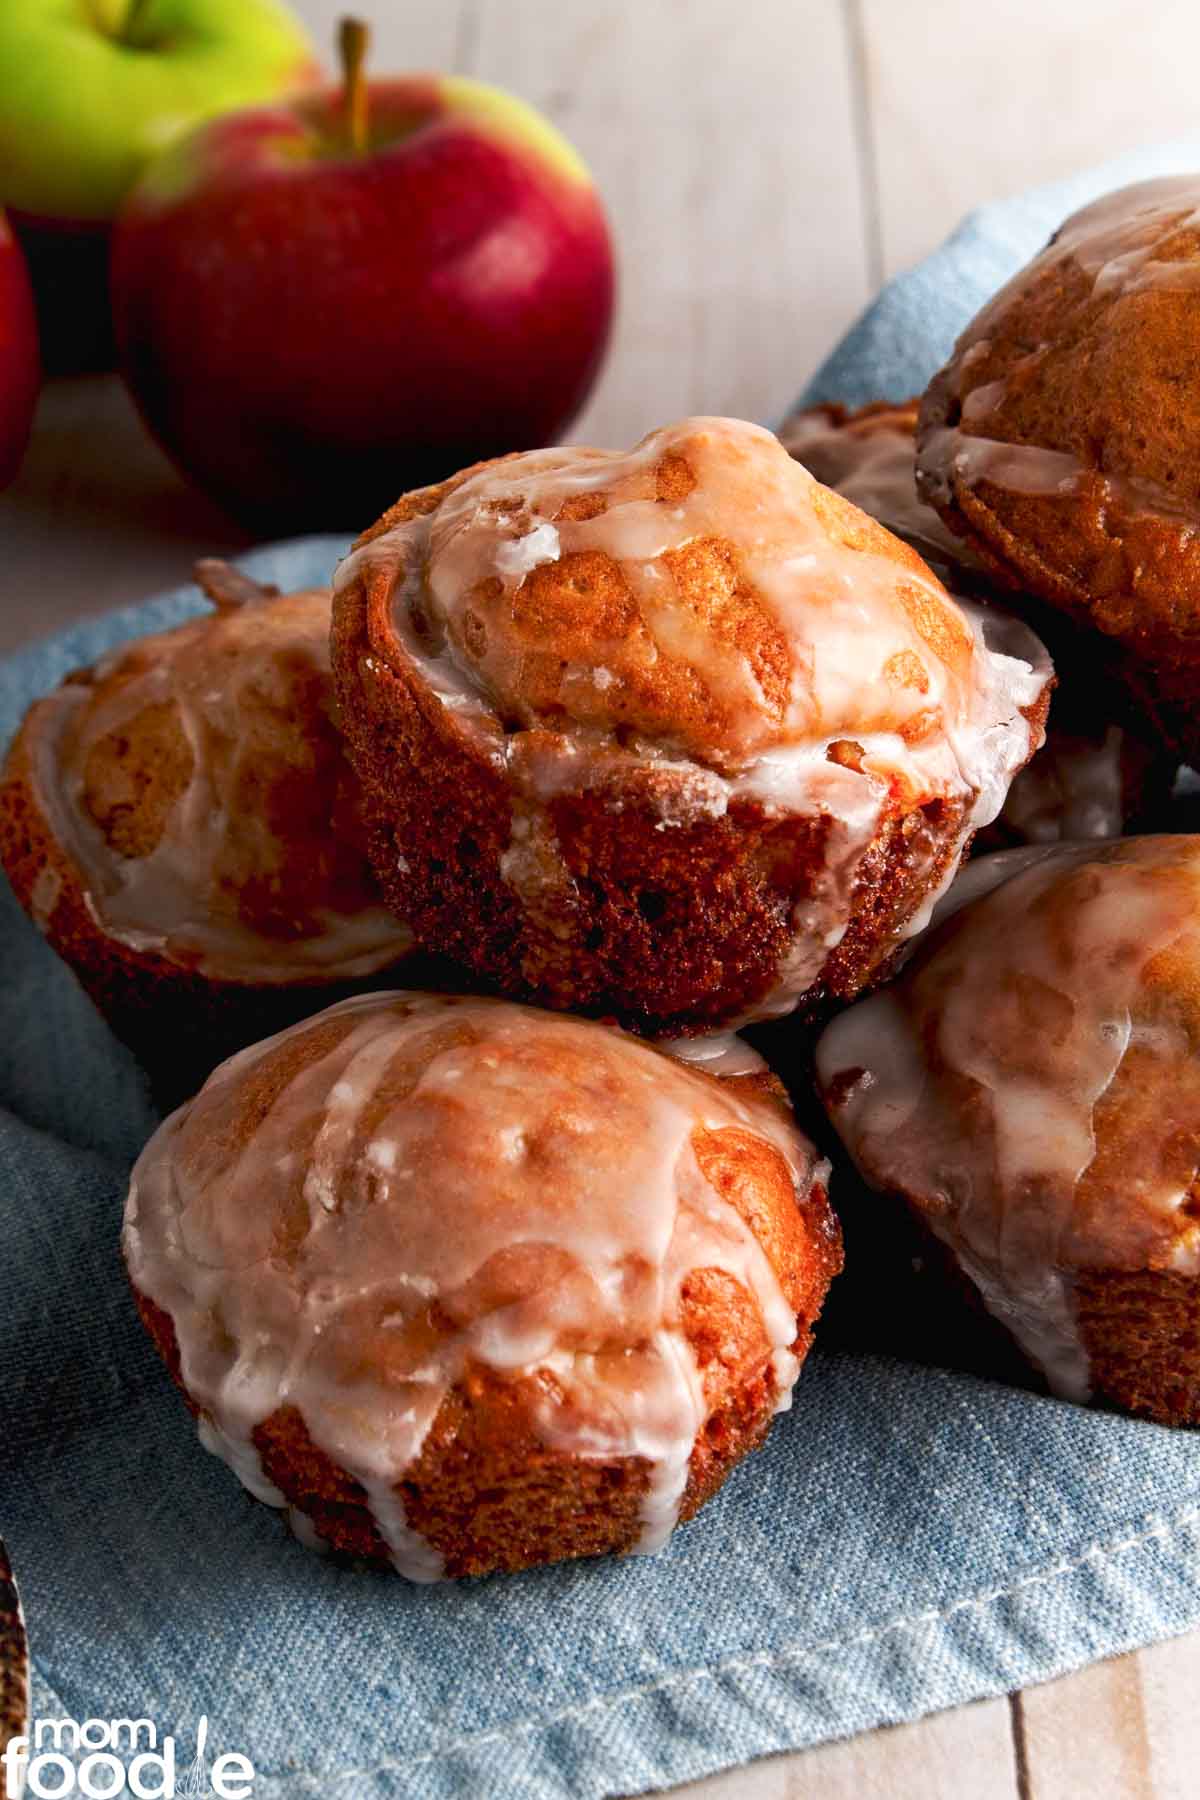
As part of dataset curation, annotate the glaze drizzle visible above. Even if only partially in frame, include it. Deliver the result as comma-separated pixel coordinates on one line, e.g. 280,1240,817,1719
124,993,826,1578
28,569,412,983
782,405,1135,847
817,837,1200,1399
338,418,1050,1019
918,176,1200,532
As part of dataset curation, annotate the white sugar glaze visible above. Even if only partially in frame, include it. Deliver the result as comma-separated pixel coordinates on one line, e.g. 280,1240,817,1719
124,992,826,1578
28,565,412,984
817,836,1200,1401
336,418,1050,1020
782,405,1136,849
661,1032,768,1077
921,176,1200,529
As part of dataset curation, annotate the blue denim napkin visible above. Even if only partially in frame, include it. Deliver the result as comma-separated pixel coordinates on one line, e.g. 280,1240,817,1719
8,141,1200,1800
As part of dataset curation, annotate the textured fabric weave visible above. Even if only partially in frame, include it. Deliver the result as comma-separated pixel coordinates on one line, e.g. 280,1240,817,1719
7,142,1200,1799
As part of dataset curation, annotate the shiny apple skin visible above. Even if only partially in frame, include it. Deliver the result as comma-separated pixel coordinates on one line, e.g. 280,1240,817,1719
0,214,40,488
111,84,617,534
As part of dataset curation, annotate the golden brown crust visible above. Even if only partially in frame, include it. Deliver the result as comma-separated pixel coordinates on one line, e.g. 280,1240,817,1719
916,184,1200,762
780,399,960,576
820,1184,1200,1422
817,835,1200,1422
790,396,1126,677
787,398,1178,848
137,1283,822,1577
130,1053,842,1578
1075,1265,1200,1426
335,587,984,1030
0,663,456,1112
919,363,1200,757
332,469,1048,1033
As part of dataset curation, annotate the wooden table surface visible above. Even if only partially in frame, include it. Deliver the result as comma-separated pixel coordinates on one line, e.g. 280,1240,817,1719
5,2,1200,1793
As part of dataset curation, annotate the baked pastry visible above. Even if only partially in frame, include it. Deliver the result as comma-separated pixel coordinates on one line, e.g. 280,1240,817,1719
781,400,971,573
331,416,1052,1034
0,561,435,1101
816,835,1200,1422
783,400,1174,847
123,991,841,1579
916,176,1200,764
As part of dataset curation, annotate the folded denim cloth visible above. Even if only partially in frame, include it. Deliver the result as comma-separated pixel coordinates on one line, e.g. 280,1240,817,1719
7,142,1200,1800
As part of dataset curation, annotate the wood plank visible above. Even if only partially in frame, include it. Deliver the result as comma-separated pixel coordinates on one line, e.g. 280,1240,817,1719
1016,1656,1154,1800
858,0,1200,279
1018,1632,1200,1799
470,0,871,445
0,376,248,654
661,1694,1019,1798
1133,1631,1200,1799
0,0,871,640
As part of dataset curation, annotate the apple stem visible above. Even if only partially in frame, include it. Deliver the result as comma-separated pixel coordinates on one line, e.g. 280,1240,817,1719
121,0,154,42
339,17,371,157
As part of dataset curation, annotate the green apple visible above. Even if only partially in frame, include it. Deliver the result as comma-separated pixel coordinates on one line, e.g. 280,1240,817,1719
0,0,319,222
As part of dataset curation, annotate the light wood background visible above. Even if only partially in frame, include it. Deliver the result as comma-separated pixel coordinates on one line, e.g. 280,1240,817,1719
5,1,1200,1793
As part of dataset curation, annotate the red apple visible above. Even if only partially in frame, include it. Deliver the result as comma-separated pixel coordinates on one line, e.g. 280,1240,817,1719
0,211,40,488
111,20,616,534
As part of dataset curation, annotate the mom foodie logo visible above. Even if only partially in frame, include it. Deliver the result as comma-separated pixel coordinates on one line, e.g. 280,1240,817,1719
2,1714,254,1797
